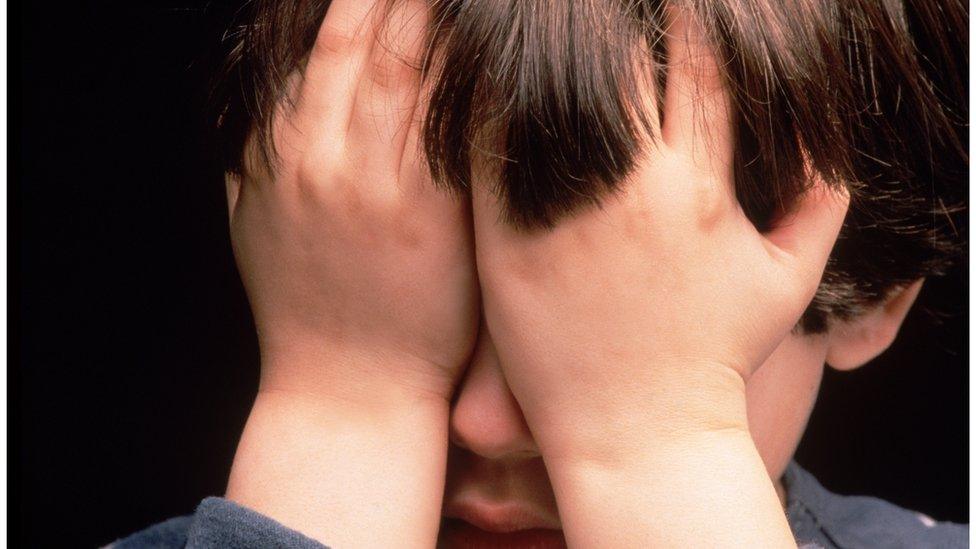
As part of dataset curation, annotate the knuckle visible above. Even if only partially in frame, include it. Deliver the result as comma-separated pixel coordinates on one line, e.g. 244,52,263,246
289,136,424,239
293,147,413,228
294,142,342,188
314,23,357,58
334,172,404,223
367,50,415,93
692,178,730,231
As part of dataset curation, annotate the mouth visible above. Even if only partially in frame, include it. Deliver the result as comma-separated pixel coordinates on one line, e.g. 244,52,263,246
439,500,565,549
438,518,566,549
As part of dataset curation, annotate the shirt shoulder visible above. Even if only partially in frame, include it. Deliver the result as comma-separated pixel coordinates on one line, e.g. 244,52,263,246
108,498,329,549
784,461,968,549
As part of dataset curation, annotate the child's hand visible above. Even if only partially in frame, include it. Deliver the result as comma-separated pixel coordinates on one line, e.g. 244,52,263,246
225,2,476,546
474,5,846,468
227,1,478,407
471,10,847,546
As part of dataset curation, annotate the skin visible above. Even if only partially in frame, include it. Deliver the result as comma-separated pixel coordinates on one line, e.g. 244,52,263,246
223,1,925,546
225,2,478,547
445,286,921,544
465,9,849,545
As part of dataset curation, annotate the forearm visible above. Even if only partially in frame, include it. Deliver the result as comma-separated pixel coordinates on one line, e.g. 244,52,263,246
225,386,449,548
543,370,795,547
550,430,795,547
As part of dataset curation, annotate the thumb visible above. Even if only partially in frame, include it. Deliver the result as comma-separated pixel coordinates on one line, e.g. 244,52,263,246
764,179,850,290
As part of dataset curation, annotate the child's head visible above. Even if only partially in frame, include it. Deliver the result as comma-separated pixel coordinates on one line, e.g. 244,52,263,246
211,0,966,534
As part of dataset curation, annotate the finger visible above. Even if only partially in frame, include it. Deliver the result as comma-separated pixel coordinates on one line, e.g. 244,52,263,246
396,80,436,195
296,0,384,132
661,8,734,179
347,0,429,164
765,179,850,285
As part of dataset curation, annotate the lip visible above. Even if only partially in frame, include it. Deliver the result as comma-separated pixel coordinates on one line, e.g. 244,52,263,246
443,498,560,532
440,498,564,549
438,519,566,549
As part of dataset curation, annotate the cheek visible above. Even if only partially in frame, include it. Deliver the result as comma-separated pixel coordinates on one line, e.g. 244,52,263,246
746,333,829,481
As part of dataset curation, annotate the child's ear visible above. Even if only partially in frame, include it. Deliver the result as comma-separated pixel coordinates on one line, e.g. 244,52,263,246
824,279,925,371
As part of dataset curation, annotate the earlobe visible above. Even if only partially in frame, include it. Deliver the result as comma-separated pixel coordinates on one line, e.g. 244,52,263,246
824,279,925,371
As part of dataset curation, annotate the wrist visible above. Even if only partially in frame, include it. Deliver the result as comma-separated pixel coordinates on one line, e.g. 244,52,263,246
548,427,794,547
258,339,458,408
226,388,449,547
538,360,751,470
534,361,797,547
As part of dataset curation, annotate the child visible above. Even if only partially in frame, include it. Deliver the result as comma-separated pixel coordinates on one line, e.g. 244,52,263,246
114,0,968,546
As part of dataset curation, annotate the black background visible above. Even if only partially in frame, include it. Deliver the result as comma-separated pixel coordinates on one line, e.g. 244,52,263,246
12,2,969,547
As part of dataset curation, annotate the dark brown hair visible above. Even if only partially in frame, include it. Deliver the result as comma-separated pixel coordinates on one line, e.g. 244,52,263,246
210,0,968,332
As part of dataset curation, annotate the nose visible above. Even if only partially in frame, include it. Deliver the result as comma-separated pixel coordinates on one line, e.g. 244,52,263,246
449,328,539,460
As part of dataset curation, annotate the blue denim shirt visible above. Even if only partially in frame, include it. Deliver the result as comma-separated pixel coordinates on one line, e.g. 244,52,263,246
109,462,967,548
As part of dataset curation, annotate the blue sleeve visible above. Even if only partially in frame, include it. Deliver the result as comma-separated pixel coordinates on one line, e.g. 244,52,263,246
110,498,329,549
785,462,968,549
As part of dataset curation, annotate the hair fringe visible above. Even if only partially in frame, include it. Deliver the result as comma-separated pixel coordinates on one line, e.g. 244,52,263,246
208,0,968,332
